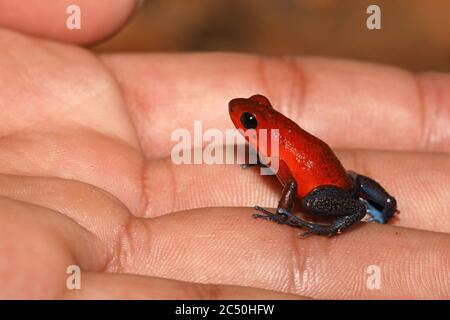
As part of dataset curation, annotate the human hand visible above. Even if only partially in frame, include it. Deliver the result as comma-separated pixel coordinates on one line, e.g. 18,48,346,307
0,0,449,299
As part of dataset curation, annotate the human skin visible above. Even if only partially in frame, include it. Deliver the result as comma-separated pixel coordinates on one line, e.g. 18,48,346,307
0,0,449,299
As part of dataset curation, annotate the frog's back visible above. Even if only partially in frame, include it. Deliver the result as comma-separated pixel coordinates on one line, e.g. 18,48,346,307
276,117,352,197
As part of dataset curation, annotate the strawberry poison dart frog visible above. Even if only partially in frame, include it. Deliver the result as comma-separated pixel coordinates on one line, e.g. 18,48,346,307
229,95,398,237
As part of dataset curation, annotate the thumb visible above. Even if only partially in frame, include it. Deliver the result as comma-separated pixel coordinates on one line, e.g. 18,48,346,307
0,0,139,45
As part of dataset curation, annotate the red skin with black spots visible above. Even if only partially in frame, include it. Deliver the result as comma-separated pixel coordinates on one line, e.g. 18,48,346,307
229,94,352,198
229,95,397,236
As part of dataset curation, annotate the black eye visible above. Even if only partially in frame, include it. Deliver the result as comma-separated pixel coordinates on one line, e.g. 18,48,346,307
240,112,258,129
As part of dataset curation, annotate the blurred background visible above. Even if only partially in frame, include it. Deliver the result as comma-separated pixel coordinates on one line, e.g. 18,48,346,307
94,0,450,72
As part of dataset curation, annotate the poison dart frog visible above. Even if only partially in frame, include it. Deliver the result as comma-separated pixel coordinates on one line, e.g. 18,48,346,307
229,94,398,237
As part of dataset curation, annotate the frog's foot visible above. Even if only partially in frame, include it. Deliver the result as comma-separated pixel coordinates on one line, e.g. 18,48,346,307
278,208,365,238
276,208,318,228
350,172,398,224
253,206,284,223
253,206,299,227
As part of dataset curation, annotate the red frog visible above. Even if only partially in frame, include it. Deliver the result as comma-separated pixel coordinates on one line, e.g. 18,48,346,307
229,94,398,237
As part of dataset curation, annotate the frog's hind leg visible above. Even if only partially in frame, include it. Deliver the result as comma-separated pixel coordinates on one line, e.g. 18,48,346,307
348,171,398,224
278,186,368,237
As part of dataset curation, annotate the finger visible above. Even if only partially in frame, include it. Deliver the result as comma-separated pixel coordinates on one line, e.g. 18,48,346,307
0,175,306,300
1,33,448,227
1,176,447,299
135,149,450,233
102,53,450,157
0,196,109,299
64,272,307,299
0,0,138,45
5,29,449,155
104,208,450,299
1,126,448,232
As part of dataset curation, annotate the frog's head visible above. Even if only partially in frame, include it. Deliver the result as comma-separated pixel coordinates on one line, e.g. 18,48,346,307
228,94,279,157
228,94,275,132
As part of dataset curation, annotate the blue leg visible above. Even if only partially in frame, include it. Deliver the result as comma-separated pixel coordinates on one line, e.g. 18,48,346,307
349,171,398,224
360,198,384,223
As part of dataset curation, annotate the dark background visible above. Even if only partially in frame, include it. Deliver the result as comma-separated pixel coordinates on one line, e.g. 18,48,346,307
95,0,450,72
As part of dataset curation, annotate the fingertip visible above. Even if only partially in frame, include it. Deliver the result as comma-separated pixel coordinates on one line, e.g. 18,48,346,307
0,0,139,45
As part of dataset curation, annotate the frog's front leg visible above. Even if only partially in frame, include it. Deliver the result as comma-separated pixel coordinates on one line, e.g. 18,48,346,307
253,179,300,227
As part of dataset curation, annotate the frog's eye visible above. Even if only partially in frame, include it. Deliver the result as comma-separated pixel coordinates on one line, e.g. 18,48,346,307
240,112,258,129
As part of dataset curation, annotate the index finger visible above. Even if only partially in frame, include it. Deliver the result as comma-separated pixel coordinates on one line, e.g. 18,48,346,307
101,53,450,157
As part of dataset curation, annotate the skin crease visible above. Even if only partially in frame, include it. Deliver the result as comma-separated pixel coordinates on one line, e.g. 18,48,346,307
0,3,449,299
